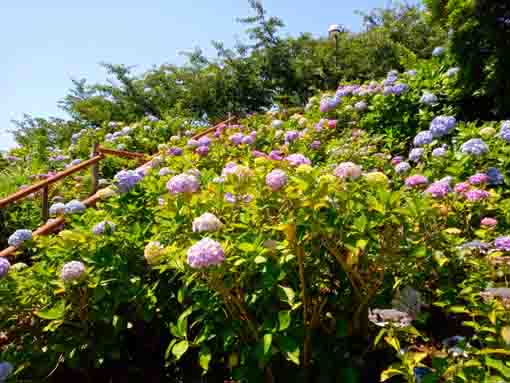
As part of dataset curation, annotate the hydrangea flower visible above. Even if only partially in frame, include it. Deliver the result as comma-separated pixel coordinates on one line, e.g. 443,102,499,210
221,163,253,181
481,217,497,228
461,139,488,156
241,135,255,145
159,167,173,177
391,156,404,165
445,67,460,77
432,46,445,56
114,169,144,193
187,238,225,269
61,261,86,282
286,154,311,167
168,147,183,156
413,131,433,147
459,240,491,252
166,174,200,194
425,181,450,199
192,213,223,233
430,116,456,137
252,150,267,158
269,150,284,161
499,121,510,142
0,258,11,278
494,236,510,251
327,120,337,129
420,92,438,105
487,167,504,186
390,83,409,95
8,229,33,247
64,200,86,214
229,133,244,145
465,189,490,201
144,241,165,265
468,173,489,185
369,309,412,327
187,139,199,148
409,148,424,162
0,361,14,381
285,131,299,142
266,169,288,191
271,120,284,128
480,126,496,138
395,162,411,174
480,287,510,307
432,147,447,157
49,202,66,216
92,221,116,235
354,101,368,112
310,140,321,150
454,182,470,194
405,175,428,188
334,162,362,179
197,136,212,147
196,146,209,156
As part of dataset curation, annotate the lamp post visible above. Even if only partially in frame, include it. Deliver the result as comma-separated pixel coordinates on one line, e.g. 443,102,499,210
328,24,342,86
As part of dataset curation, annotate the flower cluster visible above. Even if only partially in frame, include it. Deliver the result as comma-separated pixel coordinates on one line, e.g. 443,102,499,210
192,213,223,233
286,154,311,167
0,258,11,278
266,169,288,191
114,169,144,193
405,175,428,188
166,174,200,194
413,131,433,147
334,162,362,179
60,261,86,282
395,161,411,174
49,202,66,216
409,148,424,162
64,200,86,214
144,241,165,265
425,181,450,199
420,92,437,105
186,238,225,269
460,139,488,156
7,229,33,247
429,116,456,138
92,221,116,235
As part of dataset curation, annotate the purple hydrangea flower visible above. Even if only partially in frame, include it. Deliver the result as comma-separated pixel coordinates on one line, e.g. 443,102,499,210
159,167,173,177
425,181,450,199
269,150,284,161
481,217,497,227
487,167,504,186
285,130,299,142
391,83,409,95
465,189,490,201
334,162,362,179
460,240,491,251
468,173,489,185
430,116,457,138
197,136,212,147
166,174,200,194
420,92,438,105
229,133,244,145
499,121,510,142
186,238,225,269
252,150,267,158
409,148,424,162
354,101,368,112
495,236,510,251
187,139,199,148
92,221,116,235
454,182,470,193
395,162,411,174
114,169,143,193
413,131,434,147
461,139,488,156
7,229,33,247
0,258,11,278
241,135,255,145
405,175,428,187
286,154,311,167
192,213,223,233
49,202,66,216
168,147,183,156
391,156,404,165
266,169,288,191
320,96,341,113
432,46,445,56
432,147,447,157
196,146,209,156
310,140,321,150
61,261,86,281
64,200,86,214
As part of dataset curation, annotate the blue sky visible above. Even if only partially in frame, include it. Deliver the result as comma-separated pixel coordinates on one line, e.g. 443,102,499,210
0,0,392,150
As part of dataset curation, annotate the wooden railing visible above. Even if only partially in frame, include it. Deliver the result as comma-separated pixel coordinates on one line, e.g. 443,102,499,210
0,117,235,258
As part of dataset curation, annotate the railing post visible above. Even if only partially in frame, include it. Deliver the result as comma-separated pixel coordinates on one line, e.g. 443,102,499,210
91,142,99,195
41,186,49,222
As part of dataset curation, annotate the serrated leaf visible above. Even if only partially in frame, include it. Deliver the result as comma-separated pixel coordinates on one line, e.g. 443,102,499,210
35,301,66,320
171,340,189,361
278,310,291,331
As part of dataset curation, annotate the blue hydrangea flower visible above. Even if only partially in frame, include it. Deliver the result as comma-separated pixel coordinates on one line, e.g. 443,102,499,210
0,258,11,278
420,92,438,105
409,148,424,162
395,162,411,174
92,221,116,235
64,200,86,215
114,169,143,193
445,67,460,77
406,69,417,76
460,138,488,156
432,147,447,157
432,46,445,56
499,121,510,142
0,361,14,381
391,83,409,95
186,238,225,269
430,116,456,137
49,202,66,216
413,131,433,147
7,229,32,247
487,167,504,186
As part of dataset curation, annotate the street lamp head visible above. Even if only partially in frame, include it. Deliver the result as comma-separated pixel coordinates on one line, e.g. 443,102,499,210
328,24,342,38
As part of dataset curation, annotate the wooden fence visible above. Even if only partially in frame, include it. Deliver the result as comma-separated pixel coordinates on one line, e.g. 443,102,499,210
0,117,235,258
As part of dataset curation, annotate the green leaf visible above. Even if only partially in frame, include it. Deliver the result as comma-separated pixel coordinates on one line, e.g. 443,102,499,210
172,340,189,361
501,326,510,345
278,336,300,365
254,255,267,264
449,305,469,314
485,356,510,378
381,368,404,381
411,245,427,258
176,306,193,338
35,301,66,320
238,242,256,253
278,310,291,331
278,285,296,306
199,345,212,372
263,333,272,356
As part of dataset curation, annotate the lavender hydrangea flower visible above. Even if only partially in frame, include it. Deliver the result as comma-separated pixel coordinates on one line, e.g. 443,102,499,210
499,121,510,142
0,361,13,381
196,146,209,156
159,167,173,177
266,169,288,191
445,67,460,77
465,189,490,201
64,200,86,214
286,154,311,167
0,258,11,278
459,240,491,251
487,167,504,186
432,46,445,56
192,213,223,233
221,162,253,181
114,169,143,193
391,156,404,165
391,83,409,95
405,175,428,188
413,131,434,147
481,217,497,227
354,101,368,112
8,229,33,247
168,147,183,156
334,162,362,179
49,202,66,216
430,116,457,137
468,173,489,185
269,150,284,160
425,181,450,199
454,182,470,193
229,133,244,145
395,162,411,174
285,131,299,142
92,221,116,235
310,140,321,150
409,148,424,162
432,147,447,157
420,92,438,105
197,136,212,147
166,174,200,194
461,138,488,156
369,309,412,327
494,236,510,251
60,261,86,281
187,139,199,148
187,238,225,269
241,135,255,145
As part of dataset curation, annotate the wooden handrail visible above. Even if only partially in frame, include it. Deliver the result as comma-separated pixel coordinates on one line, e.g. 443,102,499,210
0,154,104,209
98,146,148,161
191,116,236,140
